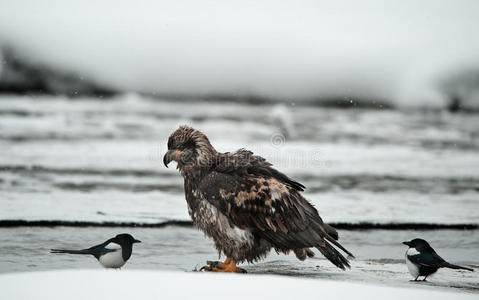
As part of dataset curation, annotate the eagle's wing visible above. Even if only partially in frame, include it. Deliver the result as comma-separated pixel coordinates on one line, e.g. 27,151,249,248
198,169,354,269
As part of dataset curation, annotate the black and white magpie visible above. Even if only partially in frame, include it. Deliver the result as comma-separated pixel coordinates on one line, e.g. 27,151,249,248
51,233,141,269
403,238,473,281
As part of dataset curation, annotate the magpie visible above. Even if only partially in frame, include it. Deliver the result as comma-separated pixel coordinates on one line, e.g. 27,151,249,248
51,233,141,269
403,238,473,281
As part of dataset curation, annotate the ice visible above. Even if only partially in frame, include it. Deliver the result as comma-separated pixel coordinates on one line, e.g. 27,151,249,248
0,95,478,225
0,269,477,299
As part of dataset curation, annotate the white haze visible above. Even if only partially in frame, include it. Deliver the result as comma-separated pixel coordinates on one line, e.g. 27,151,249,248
0,0,479,106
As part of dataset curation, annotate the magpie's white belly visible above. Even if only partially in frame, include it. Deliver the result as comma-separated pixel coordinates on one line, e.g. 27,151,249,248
405,248,420,278
98,243,125,269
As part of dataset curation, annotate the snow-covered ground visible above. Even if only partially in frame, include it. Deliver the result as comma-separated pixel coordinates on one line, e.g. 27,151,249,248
1,226,478,292
1,270,477,299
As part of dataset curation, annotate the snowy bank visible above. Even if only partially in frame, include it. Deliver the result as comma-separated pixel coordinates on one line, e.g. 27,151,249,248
0,95,478,226
0,270,476,300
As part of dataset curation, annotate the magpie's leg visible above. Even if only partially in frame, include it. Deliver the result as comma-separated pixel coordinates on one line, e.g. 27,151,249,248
200,257,247,273
422,276,428,281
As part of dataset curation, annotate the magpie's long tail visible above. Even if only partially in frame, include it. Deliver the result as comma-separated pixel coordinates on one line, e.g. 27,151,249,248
440,262,474,272
50,249,91,255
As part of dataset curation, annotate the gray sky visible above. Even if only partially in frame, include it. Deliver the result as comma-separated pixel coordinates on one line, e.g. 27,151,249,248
1,0,479,105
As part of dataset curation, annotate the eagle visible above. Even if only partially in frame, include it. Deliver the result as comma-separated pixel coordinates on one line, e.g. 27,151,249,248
163,125,354,273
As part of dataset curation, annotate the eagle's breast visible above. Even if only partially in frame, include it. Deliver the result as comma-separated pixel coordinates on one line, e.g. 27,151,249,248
189,187,253,243
184,185,268,261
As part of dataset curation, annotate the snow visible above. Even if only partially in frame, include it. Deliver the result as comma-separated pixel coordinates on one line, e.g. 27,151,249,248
0,95,478,225
0,270,476,299
1,137,478,224
2,226,477,291
1,188,478,225
1,1,479,106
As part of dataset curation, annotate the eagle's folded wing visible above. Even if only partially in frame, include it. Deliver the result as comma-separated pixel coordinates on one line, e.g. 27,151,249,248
198,170,354,269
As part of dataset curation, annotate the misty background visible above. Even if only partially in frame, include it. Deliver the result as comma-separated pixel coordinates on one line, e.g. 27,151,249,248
1,0,479,108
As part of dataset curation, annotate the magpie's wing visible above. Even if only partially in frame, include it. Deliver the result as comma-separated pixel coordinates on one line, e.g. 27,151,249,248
85,241,118,259
408,252,445,268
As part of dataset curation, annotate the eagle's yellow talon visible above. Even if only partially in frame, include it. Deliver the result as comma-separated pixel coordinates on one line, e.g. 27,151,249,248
200,258,246,273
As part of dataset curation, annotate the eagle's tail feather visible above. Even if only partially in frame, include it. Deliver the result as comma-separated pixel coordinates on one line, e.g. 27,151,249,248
316,241,350,270
311,221,355,259
324,223,339,240
440,262,474,272
324,234,355,259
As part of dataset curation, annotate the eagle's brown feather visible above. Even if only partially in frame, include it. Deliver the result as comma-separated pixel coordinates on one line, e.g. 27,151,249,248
165,125,353,269
197,168,353,269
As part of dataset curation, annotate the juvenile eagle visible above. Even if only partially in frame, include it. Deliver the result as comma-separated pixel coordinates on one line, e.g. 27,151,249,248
163,125,354,273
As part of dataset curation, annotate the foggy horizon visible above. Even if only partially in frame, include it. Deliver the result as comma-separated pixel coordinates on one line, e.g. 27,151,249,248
1,0,479,107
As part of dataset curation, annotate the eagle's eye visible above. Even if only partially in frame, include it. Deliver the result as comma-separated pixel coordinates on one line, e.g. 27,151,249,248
181,139,196,150
167,138,173,149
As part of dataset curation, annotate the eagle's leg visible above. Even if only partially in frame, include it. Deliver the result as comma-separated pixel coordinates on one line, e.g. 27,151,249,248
200,257,247,273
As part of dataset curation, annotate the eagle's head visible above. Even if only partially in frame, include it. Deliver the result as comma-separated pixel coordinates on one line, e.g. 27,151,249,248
163,125,216,172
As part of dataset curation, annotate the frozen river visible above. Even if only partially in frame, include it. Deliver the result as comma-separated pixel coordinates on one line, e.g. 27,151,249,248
0,226,477,293
1,94,478,224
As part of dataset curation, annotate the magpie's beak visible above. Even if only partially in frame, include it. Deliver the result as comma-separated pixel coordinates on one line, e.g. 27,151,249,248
163,150,184,168
402,241,412,247
134,239,141,243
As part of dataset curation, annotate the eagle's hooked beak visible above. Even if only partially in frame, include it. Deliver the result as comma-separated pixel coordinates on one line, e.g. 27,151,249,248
163,150,184,168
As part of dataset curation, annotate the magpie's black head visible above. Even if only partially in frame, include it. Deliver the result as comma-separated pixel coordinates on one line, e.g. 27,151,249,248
403,238,434,252
112,233,141,247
